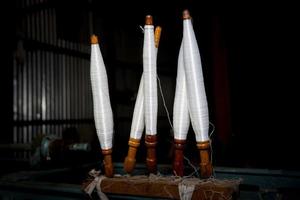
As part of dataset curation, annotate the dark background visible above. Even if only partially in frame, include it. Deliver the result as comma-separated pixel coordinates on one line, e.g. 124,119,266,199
1,0,299,174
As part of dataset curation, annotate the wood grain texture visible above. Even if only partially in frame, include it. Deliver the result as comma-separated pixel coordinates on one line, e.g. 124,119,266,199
145,135,157,174
173,139,186,177
99,175,239,200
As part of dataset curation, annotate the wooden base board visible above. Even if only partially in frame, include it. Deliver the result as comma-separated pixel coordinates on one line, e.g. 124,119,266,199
97,175,240,199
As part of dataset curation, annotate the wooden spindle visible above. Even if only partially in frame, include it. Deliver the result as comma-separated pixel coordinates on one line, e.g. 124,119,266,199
124,138,140,173
173,139,185,176
145,135,157,174
102,149,114,178
197,140,213,178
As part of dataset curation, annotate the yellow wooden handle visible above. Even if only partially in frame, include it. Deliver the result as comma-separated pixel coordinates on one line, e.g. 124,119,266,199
124,138,140,174
155,26,162,48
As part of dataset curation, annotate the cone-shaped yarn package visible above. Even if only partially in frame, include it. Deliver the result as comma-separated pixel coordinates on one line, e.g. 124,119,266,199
183,19,209,142
143,24,157,135
90,43,114,149
173,42,190,140
129,75,145,139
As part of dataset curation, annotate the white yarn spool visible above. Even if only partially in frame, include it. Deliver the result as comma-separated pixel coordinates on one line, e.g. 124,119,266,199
143,24,157,135
183,18,209,142
90,41,114,149
129,75,145,139
129,27,160,139
173,42,190,140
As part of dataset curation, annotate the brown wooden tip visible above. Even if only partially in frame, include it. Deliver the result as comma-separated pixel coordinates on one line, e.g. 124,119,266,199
173,139,186,177
145,135,157,173
102,148,114,177
124,138,141,174
154,26,162,48
90,35,99,44
145,15,153,25
182,9,191,20
197,141,213,178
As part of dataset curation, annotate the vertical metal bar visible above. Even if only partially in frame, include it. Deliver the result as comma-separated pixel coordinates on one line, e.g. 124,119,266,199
32,50,36,140
70,44,73,122
58,45,62,122
70,54,74,121
63,46,66,123
68,51,72,121
75,55,79,120
42,49,46,134
23,51,28,144
56,50,60,136
17,58,22,147
45,50,50,135
69,51,72,121
49,50,53,135
50,51,54,122
23,51,28,159
56,51,60,122
28,51,32,143
62,41,67,121
53,50,57,136
13,52,18,122
66,43,70,120
32,39,37,143
36,50,41,121
13,56,18,144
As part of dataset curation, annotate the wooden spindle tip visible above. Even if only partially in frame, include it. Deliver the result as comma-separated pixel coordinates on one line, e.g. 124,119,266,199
145,15,153,25
155,26,162,32
182,9,191,19
124,156,136,173
154,26,162,48
90,35,99,44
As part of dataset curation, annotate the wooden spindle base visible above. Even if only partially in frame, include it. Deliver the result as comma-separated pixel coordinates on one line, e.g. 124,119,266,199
145,135,157,174
124,138,140,174
197,140,213,178
173,139,186,176
102,149,114,178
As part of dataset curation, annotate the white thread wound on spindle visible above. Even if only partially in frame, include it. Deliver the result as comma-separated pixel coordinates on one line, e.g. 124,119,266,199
173,42,190,140
129,27,160,139
90,43,114,149
130,75,145,139
143,24,157,135
183,18,209,142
